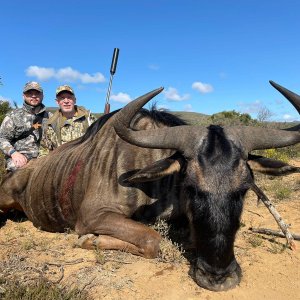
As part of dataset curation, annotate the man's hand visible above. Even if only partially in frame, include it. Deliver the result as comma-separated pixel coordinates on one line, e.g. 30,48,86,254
11,152,28,168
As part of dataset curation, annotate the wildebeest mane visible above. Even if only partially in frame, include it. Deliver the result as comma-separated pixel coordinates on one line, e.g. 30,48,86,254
138,104,188,127
74,109,120,145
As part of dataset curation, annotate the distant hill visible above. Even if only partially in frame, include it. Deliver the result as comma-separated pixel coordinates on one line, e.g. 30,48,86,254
171,111,210,125
46,107,210,124
46,107,299,127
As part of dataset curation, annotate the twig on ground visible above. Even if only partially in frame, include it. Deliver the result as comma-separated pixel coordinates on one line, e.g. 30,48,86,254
106,259,133,264
246,210,264,217
249,227,300,241
52,265,64,284
42,258,84,284
46,258,85,266
81,276,97,291
251,183,297,251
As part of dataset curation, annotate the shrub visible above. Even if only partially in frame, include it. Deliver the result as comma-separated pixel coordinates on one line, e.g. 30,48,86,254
254,144,300,162
263,148,289,163
0,100,12,124
274,186,292,201
0,101,12,182
210,110,257,126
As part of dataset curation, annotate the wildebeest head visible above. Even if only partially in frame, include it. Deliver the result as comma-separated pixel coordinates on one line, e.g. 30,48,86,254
113,81,300,291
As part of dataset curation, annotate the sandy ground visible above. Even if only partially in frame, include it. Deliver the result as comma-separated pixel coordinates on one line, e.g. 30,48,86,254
0,161,299,300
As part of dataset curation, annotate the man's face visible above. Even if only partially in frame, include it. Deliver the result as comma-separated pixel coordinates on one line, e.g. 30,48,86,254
56,92,76,114
23,89,43,107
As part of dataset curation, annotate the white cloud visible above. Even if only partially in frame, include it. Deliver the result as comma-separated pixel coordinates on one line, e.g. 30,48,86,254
81,72,105,83
282,114,293,120
163,87,190,101
157,104,169,111
111,92,132,103
184,104,193,112
26,66,55,81
26,66,105,83
55,67,80,82
237,100,263,114
192,81,213,94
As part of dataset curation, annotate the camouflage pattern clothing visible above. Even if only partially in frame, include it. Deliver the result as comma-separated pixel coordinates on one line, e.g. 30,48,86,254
39,106,96,157
0,103,50,171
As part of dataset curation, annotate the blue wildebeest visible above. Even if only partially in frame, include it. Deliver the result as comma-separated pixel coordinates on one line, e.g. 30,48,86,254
0,81,299,291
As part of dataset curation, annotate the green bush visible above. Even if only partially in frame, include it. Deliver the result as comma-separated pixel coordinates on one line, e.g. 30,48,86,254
275,185,292,201
263,148,289,163
210,110,257,126
255,144,300,162
0,101,11,124
0,101,12,181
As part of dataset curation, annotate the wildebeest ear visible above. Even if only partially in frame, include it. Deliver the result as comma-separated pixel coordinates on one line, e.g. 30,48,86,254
126,156,184,183
247,154,300,176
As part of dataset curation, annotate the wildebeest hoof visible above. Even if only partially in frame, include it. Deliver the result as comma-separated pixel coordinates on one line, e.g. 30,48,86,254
75,234,96,249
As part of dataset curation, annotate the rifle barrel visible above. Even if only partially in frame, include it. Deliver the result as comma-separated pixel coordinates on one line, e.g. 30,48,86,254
104,48,119,113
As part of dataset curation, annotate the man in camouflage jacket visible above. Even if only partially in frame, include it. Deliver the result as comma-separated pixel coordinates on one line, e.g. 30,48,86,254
0,82,50,171
39,85,96,157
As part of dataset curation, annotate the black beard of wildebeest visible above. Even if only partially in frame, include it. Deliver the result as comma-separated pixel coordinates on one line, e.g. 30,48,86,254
185,126,250,290
0,80,299,292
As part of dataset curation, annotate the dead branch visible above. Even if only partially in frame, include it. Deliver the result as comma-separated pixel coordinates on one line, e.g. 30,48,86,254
251,183,297,251
249,227,300,241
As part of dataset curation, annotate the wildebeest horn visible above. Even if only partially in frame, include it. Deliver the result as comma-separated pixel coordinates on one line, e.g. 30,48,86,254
231,81,300,151
114,83,300,155
269,80,300,114
115,87,164,130
114,88,208,156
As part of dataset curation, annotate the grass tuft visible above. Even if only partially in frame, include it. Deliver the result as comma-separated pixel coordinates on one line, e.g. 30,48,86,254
0,278,88,300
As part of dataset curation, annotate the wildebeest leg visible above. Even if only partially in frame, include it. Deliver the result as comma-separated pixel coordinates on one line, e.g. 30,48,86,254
0,188,23,213
75,212,162,258
0,167,32,214
77,234,151,257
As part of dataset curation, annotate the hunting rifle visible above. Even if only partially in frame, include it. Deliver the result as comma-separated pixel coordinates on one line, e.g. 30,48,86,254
104,48,119,114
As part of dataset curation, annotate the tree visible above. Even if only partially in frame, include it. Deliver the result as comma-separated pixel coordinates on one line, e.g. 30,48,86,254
0,101,12,125
257,106,273,123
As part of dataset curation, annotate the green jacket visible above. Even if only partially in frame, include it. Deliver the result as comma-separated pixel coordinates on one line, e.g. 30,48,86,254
39,106,96,157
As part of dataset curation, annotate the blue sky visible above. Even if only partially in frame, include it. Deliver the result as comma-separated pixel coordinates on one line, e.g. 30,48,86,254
1,0,300,121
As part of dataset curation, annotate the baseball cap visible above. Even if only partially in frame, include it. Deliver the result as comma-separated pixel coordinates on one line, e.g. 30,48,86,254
23,81,43,93
56,85,75,96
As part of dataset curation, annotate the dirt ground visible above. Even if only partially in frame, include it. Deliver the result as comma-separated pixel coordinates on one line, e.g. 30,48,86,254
0,161,299,300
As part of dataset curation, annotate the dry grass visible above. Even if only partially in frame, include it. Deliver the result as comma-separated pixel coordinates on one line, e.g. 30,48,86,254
151,219,186,264
254,172,298,203
0,278,87,300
